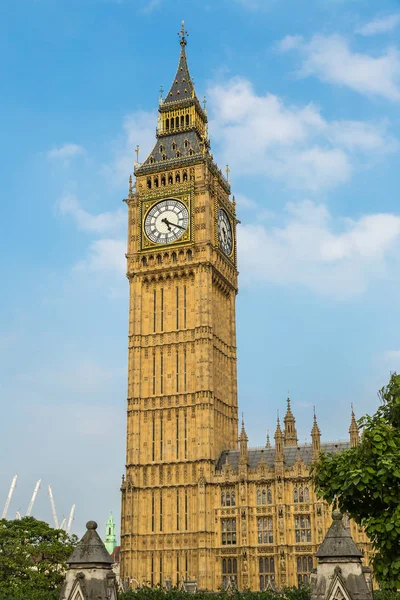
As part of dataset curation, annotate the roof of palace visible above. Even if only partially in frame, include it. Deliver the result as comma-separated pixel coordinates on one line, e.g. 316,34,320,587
216,441,350,471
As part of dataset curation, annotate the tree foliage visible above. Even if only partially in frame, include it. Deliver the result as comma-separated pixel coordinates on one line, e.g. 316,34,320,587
120,586,311,600
0,516,77,600
312,373,400,588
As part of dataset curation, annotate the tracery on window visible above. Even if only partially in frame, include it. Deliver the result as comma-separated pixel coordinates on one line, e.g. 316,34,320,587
295,515,311,543
222,558,237,589
221,488,236,507
259,557,275,590
221,518,236,545
257,486,273,505
297,556,313,586
257,516,273,544
294,486,310,503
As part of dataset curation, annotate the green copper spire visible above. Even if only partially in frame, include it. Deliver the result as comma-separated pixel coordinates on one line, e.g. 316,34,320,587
104,513,117,555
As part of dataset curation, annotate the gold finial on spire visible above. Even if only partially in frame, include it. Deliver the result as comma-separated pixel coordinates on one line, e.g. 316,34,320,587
225,164,230,183
159,85,164,104
135,145,140,166
178,20,188,47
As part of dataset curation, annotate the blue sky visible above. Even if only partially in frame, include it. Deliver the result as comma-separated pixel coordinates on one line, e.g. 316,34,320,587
1,0,400,539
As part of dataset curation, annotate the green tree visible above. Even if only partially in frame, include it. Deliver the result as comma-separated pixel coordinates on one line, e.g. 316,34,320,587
312,373,400,589
0,516,77,600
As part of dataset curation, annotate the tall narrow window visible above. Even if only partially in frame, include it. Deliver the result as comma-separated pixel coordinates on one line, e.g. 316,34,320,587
183,285,187,328
259,557,275,590
153,290,157,332
176,411,179,459
176,349,179,392
160,490,163,532
295,515,312,543
151,553,154,587
152,354,156,395
176,287,179,329
151,491,155,532
184,411,187,458
257,517,274,544
160,351,164,394
176,489,180,531
176,554,180,585
221,518,237,545
161,288,164,331
185,552,188,578
184,348,187,392
160,412,163,460
160,554,163,585
185,489,188,530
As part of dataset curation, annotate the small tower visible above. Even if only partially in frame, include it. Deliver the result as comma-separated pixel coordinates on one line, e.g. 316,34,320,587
274,416,284,463
104,513,117,555
266,430,271,449
349,406,359,448
311,408,321,461
311,509,372,600
239,416,249,466
283,396,298,446
59,520,118,600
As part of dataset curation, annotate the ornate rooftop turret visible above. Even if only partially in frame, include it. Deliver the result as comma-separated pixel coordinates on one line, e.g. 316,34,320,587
163,21,195,104
266,430,271,448
239,416,249,467
274,415,284,462
283,396,298,447
311,407,321,461
349,405,359,448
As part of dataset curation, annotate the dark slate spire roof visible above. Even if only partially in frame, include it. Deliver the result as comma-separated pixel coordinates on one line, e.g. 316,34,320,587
316,510,363,559
164,21,195,105
68,521,113,566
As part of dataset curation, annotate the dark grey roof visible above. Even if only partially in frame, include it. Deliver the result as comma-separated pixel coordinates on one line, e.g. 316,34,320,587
141,130,202,169
67,521,113,566
164,44,195,105
316,510,363,559
216,441,350,471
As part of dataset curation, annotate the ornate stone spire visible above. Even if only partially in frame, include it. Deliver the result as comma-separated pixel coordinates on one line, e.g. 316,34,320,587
349,405,359,448
163,21,196,105
266,430,271,448
283,396,298,447
239,415,248,461
311,407,321,461
274,415,284,461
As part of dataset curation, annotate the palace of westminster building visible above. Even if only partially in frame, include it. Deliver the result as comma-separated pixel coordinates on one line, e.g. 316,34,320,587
120,24,371,592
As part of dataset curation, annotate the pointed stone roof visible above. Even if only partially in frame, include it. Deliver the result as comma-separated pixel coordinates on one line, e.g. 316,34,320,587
316,510,363,559
68,521,113,566
164,21,195,105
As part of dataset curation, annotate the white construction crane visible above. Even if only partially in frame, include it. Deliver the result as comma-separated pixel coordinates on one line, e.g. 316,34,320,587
66,504,75,534
2,474,18,519
47,485,59,529
15,511,22,520
59,518,66,530
26,479,41,517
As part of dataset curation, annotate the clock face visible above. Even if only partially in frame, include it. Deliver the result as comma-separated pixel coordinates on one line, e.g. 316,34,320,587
218,209,233,256
144,199,189,244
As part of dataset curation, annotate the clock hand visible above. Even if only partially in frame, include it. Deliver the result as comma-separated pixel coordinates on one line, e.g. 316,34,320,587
167,219,186,231
161,218,172,232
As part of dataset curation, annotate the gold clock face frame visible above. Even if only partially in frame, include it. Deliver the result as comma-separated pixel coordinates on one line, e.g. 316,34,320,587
141,194,191,250
218,208,233,257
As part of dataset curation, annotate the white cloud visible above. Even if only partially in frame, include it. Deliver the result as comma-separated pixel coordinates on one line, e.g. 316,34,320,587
47,143,86,163
102,110,156,187
208,77,395,191
58,193,126,235
76,238,126,275
238,201,400,297
279,33,400,101
357,14,400,36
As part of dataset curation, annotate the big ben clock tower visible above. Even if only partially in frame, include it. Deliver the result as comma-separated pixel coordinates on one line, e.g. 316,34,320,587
121,23,239,589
